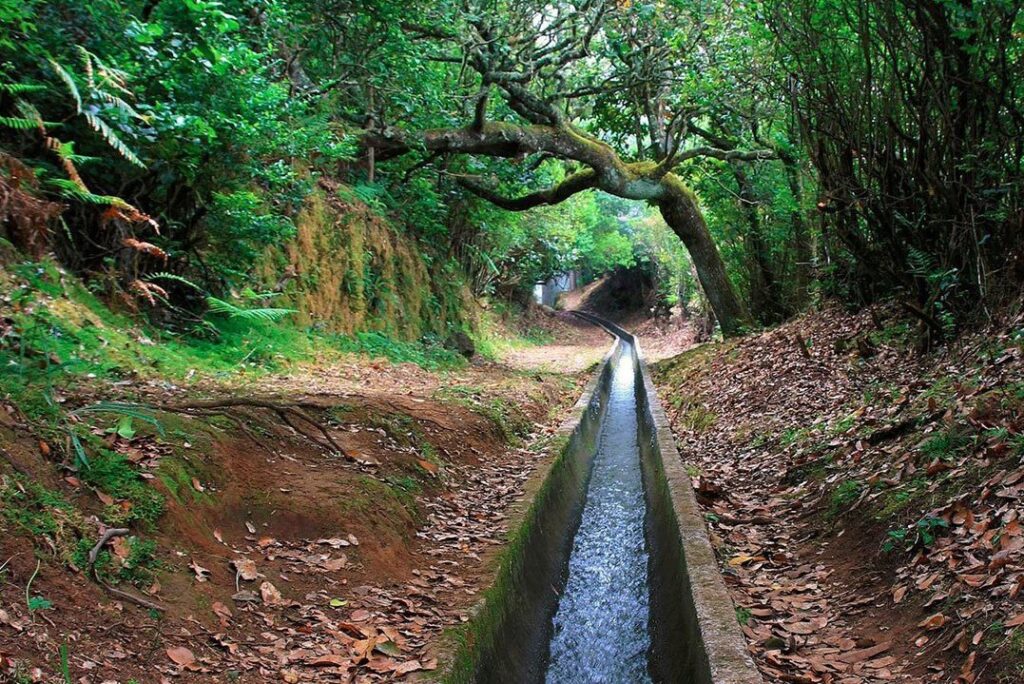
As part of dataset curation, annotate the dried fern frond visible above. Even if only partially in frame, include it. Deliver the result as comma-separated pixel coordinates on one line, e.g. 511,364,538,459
121,237,168,261
44,135,88,190
130,279,168,306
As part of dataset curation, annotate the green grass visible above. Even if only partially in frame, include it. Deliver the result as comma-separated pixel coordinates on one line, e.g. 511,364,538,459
827,479,864,519
329,331,465,370
919,426,975,462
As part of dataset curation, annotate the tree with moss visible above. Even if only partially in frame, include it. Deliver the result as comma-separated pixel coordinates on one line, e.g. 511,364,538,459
359,1,780,335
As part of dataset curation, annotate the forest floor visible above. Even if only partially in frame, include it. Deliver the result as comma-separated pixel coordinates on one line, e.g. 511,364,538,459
653,304,1024,684
0,300,611,682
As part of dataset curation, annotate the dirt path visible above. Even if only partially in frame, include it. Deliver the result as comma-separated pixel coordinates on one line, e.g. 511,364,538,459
0,316,616,683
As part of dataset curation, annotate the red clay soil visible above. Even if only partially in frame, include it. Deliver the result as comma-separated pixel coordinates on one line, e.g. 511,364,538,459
652,304,1024,684
0,317,610,683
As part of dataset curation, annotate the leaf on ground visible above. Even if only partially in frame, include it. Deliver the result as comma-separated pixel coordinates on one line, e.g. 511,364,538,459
260,580,283,605
166,646,196,667
231,558,259,581
212,601,232,624
918,613,947,630
189,560,210,582
308,654,350,667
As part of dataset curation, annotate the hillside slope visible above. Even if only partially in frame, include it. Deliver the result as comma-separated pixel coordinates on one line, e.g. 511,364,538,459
653,305,1024,684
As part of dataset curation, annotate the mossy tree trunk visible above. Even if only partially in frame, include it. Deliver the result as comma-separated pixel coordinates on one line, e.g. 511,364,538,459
367,123,767,336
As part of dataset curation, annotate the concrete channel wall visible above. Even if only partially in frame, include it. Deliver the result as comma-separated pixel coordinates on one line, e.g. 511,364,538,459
576,312,763,684
441,338,620,683
441,313,762,683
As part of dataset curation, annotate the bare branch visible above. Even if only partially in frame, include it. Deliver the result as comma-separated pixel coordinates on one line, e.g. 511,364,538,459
673,147,778,164
458,169,598,211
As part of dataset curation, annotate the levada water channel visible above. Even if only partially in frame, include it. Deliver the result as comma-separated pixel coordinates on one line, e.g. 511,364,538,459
545,341,653,683
448,317,762,684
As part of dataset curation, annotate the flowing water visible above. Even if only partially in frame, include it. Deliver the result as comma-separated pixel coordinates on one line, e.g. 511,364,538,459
545,343,653,683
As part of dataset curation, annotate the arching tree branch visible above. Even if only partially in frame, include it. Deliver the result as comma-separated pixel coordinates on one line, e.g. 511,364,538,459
458,170,598,211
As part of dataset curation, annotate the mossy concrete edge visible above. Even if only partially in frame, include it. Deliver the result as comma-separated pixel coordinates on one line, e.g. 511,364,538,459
437,336,620,683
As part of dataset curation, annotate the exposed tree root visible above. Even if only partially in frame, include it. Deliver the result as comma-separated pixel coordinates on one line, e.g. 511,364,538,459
158,397,355,460
87,527,166,613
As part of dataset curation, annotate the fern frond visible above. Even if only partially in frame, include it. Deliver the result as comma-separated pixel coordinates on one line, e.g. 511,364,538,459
206,296,296,323
0,116,39,130
44,136,88,189
48,60,81,113
47,178,129,205
0,82,47,95
76,46,95,90
82,112,144,167
148,272,205,293
121,237,168,260
14,99,44,129
72,401,164,436
95,91,142,120
84,49,131,95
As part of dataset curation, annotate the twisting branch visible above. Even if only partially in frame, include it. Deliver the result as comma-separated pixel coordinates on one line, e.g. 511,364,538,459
458,169,598,211
472,85,490,130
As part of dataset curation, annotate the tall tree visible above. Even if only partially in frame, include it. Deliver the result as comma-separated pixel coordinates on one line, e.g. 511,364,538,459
361,0,777,335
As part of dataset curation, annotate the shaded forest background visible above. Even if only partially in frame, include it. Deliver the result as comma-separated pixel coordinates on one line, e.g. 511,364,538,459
1,0,1022,342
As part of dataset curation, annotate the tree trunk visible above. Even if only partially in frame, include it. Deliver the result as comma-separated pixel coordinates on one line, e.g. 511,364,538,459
732,164,782,322
783,158,812,304
658,176,750,336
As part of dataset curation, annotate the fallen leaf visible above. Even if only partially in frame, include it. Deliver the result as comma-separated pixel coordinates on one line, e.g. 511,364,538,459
212,601,232,625
308,654,350,667
260,581,283,605
918,613,948,631
166,646,195,668
231,558,259,581
189,560,210,582
1004,613,1024,629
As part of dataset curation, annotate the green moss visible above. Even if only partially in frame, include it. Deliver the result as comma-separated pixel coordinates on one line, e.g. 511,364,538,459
0,474,77,538
78,447,165,527
156,457,213,507
827,479,864,519
436,387,531,443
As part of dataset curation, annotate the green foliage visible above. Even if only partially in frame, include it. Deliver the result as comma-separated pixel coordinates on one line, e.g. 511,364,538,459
331,331,464,370
828,479,864,519
919,428,975,463
883,516,950,554
205,296,296,324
